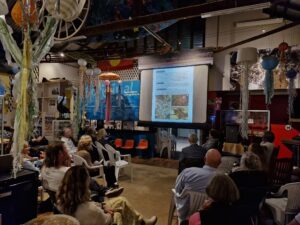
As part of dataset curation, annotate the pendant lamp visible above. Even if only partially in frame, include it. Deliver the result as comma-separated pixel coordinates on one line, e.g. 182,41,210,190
237,47,257,139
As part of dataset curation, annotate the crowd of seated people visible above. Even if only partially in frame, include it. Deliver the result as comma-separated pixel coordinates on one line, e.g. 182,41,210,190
173,130,296,225
57,165,157,225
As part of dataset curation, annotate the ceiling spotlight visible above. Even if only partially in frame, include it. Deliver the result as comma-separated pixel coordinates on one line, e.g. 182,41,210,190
262,29,266,33
60,52,65,57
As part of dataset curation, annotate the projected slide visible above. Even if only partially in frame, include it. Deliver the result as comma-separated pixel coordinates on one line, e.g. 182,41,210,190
152,67,194,122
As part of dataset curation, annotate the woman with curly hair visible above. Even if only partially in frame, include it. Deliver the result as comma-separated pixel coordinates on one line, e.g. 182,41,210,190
57,165,157,225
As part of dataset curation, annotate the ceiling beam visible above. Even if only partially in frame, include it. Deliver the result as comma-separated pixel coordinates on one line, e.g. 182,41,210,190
214,21,299,53
79,0,270,37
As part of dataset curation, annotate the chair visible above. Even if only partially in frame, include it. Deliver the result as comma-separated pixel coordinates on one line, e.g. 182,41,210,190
168,188,208,225
103,144,133,182
265,182,300,225
120,139,135,152
72,154,106,182
25,215,80,225
230,170,269,225
114,138,123,148
269,158,293,191
136,139,149,158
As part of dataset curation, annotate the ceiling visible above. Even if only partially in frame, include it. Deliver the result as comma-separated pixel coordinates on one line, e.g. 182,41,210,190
1,0,300,68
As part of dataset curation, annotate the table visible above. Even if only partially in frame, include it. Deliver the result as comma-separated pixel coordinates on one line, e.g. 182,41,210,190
222,142,245,156
281,139,300,167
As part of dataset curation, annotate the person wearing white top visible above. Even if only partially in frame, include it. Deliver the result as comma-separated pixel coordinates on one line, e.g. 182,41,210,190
61,127,77,155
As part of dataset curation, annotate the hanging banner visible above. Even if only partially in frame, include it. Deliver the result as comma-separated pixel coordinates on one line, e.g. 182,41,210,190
85,80,140,121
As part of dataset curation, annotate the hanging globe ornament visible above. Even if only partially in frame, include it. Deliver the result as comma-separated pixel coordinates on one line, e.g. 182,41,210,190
78,58,87,67
262,55,279,105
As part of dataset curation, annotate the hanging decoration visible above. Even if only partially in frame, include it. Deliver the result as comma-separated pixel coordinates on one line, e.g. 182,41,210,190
0,0,8,15
93,68,101,116
77,58,87,129
11,0,38,28
46,0,87,22
99,72,120,123
262,55,279,105
286,68,298,117
278,42,289,84
0,0,84,177
237,47,257,139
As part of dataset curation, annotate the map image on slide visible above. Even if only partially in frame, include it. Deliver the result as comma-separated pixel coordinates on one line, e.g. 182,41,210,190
155,95,171,119
171,107,188,120
172,95,189,106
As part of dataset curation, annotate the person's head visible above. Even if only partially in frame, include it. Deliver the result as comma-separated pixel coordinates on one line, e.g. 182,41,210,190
206,174,240,204
63,127,73,138
240,152,262,170
188,133,198,144
262,131,275,143
56,165,90,215
97,128,107,141
204,149,222,168
78,135,93,151
22,141,30,155
209,129,219,139
44,142,68,168
85,127,96,138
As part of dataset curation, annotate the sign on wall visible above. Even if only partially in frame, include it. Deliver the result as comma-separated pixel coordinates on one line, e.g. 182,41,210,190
85,80,140,121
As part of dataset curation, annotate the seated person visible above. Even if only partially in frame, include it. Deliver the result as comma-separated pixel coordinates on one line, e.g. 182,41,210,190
85,127,100,162
179,133,206,174
232,152,262,172
260,131,275,165
61,127,77,156
77,135,121,189
41,142,121,202
21,141,42,172
175,149,222,221
29,130,49,147
57,165,158,225
189,174,240,225
248,143,268,172
202,129,220,152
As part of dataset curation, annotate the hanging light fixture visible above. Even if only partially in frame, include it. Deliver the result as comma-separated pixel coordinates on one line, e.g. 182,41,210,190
99,72,120,123
237,47,258,139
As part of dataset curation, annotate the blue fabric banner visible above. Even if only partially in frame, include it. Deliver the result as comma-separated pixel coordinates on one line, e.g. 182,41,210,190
85,80,140,121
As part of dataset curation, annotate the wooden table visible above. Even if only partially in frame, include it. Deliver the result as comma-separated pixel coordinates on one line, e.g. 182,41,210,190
281,139,300,167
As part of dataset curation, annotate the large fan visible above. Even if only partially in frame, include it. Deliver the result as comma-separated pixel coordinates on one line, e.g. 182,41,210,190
44,0,91,41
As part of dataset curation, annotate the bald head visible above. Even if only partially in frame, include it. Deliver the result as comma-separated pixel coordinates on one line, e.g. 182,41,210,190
205,149,222,168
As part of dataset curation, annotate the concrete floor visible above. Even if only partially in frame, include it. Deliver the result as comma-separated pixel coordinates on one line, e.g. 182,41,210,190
118,163,178,225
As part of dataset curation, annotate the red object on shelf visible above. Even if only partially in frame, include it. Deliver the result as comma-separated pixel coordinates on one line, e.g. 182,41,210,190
121,139,134,150
136,139,149,150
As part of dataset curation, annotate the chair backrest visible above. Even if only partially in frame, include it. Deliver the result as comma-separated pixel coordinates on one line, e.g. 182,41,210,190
25,214,80,225
270,158,293,188
95,142,108,163
104,144,118,165
114,138,123,148
72,154,93,170
137,139,148,147
175,188,208,220
279,182,300,213
230,170,268,207
124,139,134,148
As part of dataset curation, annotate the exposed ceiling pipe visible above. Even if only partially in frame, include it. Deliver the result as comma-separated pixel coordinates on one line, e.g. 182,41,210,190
142,25,173,52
